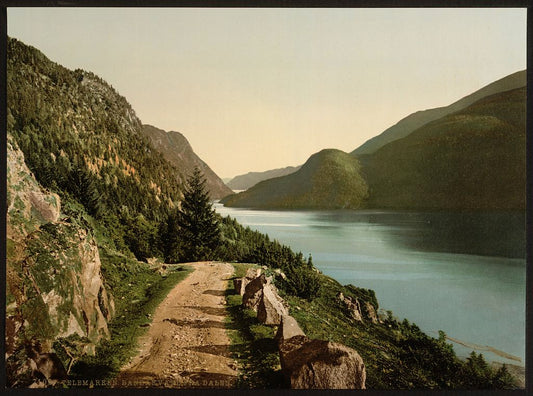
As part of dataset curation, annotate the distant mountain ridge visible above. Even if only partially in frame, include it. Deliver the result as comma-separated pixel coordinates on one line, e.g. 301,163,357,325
352,70,526,155
221,149,368,209
226,165,302,190
224,70,526,211
361,86,526,210
141,124,232,199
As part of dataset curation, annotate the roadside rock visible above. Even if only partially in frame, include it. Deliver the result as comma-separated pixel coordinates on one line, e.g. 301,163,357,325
274,315,306,345
242,274,268,311
234,267,262,296
257,284,288,325
280,339,366,389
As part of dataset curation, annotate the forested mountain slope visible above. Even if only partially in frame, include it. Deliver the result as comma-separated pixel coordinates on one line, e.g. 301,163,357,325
222,149,368,209
361,87,526,210
352,70,526,155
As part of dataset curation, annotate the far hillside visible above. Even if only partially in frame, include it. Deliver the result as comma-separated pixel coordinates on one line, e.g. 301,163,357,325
222,149,368,209
226,165,301,191
352,70,526,155
141,124,233,199
361,87,526,210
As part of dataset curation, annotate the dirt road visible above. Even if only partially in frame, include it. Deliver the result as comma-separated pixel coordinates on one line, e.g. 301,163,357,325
116,262,239,388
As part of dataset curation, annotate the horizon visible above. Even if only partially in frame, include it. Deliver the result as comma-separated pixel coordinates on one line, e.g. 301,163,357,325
7,7,526,179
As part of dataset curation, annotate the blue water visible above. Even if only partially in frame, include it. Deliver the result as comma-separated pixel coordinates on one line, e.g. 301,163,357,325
214,204,526,365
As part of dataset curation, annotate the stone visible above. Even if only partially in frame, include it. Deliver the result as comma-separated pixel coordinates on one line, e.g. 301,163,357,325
242,274,268,311
338,292,363,322
245,267,262,279
364,301,379,324
257,284,289,325
275,315,306,345
280,339,366,389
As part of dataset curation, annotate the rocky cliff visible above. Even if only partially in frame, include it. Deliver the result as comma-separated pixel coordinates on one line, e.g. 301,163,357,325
6,136,114,386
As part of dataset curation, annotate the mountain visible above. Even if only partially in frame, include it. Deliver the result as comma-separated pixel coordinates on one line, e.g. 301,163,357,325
352,70,526,155
7,37,184,225
141,124,232,199
221,149,368,209
226,165,301,191
361,86,526,210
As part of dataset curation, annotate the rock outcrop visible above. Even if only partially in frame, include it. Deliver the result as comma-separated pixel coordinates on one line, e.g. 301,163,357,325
338,292,364,322
6,137,114,385
364,301,379,324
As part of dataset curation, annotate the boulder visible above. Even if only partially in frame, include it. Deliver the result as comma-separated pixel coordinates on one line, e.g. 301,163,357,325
234,267,263,296
280,339,366,389
242,274,268,311
275,315,306,345
257,284,289,325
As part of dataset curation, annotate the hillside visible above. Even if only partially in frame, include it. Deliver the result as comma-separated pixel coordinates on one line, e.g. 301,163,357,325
141,124,232,199
226,165,301,191
361,87,526,210
221,149,368,209
7,37,182,224
352,70,526,155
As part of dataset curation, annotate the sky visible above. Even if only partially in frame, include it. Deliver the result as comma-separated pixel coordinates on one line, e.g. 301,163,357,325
7,8,527,179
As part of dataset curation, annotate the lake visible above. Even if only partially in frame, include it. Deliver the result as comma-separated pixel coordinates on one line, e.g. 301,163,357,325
214,203,526,366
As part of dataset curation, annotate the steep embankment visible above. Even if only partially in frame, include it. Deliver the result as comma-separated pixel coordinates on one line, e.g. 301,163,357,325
362,87,526,210
226,165,301,191
117,262,238,388
352,69,526,155
222,149,368,209
6,137,114,385
141,125,232,199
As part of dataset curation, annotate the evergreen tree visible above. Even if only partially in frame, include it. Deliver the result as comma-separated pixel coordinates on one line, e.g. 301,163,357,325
176,167,220,261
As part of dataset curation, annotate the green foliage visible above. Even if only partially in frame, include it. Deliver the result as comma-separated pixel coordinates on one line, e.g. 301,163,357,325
174,167,221,262
216,215,320,300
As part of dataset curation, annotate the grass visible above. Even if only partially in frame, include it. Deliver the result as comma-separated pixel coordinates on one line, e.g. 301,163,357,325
64,249,192,381
224,263,285,388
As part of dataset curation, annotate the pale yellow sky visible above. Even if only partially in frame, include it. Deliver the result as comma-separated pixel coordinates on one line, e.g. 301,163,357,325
8,8,527,178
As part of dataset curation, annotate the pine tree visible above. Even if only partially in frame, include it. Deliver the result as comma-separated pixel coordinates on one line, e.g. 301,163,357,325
176,167,221,261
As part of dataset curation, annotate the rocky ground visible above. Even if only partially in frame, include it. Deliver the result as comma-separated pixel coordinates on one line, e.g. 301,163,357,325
116,262,239,388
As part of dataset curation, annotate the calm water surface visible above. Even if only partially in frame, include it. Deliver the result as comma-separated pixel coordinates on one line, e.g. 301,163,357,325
215,203,526,365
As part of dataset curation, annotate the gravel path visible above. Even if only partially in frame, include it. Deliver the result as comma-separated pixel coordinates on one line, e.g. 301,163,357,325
116,262,238,388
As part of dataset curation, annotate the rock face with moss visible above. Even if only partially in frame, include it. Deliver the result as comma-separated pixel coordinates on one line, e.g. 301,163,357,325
6,137,114,385
222,149,368,209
